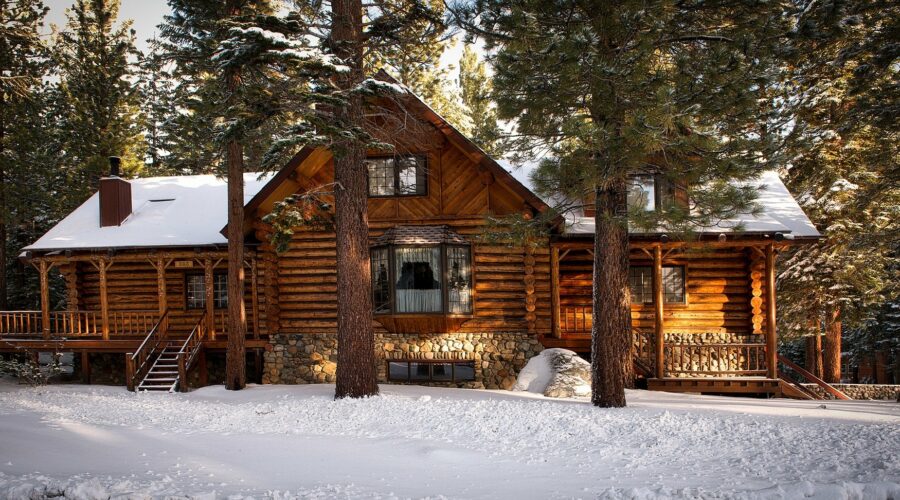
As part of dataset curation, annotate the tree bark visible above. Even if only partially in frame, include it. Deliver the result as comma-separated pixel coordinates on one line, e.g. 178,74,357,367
332,0,378,399
823,305,841,383
224,0,246,390
591,182,631,407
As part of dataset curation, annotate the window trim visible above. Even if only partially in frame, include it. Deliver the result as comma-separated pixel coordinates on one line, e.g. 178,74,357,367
366,154,429,198
628,263,688,306
184,271,228,310
371,243,474,317
386,359,477,383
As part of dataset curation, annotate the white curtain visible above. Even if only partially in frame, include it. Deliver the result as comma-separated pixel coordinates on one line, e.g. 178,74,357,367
394,247,442,313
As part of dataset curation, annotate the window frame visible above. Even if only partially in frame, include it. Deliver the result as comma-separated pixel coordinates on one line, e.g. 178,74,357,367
184,272,229,310
627,174,688,213
371,243,474,317
386,359,477,383
366,154,428,198
627,263,688,306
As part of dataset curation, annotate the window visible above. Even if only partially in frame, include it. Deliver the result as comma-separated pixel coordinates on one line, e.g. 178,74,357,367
387,361,476,383
370,244,473,315
185,273,228,309
366,155,427,197
628,175,656,212
627,174,688,212
628,265,685,304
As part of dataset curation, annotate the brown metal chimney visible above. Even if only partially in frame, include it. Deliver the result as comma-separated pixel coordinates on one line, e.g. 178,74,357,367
99,157,132,227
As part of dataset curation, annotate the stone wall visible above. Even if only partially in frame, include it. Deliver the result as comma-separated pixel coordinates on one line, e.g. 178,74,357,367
263,332,543,389
802,383,900,401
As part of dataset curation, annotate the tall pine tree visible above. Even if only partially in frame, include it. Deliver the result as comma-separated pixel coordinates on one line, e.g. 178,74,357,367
458,44,502,157
453,0,787,406
53,0,145,203
776,0,899,382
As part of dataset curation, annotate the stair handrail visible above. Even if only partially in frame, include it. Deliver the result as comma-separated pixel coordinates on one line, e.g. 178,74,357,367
176,314,207,392
125,309,169,391
777,354,851,400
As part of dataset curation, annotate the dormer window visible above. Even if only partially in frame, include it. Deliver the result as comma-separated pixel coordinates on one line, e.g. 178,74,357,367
367,155,427,197
370,226,473,316
627,174,687,212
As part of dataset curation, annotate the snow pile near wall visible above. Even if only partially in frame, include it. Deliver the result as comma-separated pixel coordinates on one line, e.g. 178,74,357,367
513,348,591,397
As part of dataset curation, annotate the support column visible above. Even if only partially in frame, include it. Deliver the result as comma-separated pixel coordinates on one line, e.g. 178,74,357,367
550,246,561,338
155,257,168,337
250,258,260,339
99,260,110,340
653,245,665,378
765,243,778,379
205,257,215,340
80,351,91,384
39,259,50,340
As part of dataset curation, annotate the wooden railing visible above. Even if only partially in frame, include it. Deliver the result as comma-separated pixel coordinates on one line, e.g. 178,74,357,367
0,310,159,338
0,311,42,336
176,315,208,392
778,354,851,400
664,342,767,377
560,306,591,335
632,328,655,371
125,310,170,391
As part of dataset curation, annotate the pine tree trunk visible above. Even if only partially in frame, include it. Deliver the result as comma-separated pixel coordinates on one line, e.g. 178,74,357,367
823,305,841,383
591,183,631,407
0,88,7,310
805,315,822,377
223,1,246,390
332,0,378,399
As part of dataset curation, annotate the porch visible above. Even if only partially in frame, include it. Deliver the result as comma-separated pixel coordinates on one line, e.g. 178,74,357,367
543,239,786,395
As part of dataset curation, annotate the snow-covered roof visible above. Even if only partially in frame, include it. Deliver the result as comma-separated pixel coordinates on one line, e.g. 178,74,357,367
498,161,820,239
25,173,276,252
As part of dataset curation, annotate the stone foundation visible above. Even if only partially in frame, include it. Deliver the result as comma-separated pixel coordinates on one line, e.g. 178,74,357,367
263,332,543,389
802,383,900,401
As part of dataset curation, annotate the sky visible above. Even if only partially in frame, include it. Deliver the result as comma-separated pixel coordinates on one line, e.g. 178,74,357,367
42,0,171,53
40,1,468,68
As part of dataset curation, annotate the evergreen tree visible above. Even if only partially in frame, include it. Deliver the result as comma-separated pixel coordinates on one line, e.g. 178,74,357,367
0,0,52,309
776,0,899,382
137,48,177,176
53,0,145,203
452,0,788,407
369,0,466,131
458,44,502,156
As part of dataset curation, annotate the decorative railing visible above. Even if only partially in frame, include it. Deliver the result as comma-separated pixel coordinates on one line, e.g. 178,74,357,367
125,310,170,391
632,328,655,371
176,315,208,392
0,311,42,336
778,354,851,400
108,311,159,337
560,306,591,335
664,342,767,377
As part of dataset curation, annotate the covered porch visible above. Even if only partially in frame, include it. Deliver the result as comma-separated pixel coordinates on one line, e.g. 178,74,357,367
542,238,787,395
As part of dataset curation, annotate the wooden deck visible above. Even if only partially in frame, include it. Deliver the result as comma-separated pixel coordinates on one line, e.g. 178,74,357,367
648,377,783,396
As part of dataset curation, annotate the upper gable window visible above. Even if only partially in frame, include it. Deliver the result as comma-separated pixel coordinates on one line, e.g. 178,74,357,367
627,174,687,212
367,155,427,197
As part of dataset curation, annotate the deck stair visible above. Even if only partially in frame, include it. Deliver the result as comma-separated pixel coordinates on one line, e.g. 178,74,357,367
136,340,187,392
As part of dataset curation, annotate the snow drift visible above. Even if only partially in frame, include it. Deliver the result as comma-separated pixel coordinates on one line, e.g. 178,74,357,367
513,348,591,397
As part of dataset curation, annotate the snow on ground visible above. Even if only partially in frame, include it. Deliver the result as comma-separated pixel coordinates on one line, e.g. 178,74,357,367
0,381,898,499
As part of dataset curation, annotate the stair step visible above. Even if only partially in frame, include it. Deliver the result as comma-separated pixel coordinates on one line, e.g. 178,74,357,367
138,385,175,390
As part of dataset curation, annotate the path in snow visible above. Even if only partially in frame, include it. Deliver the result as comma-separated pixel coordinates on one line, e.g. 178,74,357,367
0,381,898,499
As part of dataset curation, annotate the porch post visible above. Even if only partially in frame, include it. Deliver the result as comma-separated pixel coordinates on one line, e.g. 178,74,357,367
205,257,215,340
550,246,561,338
653,244,665,378
250,257,260,340
39,259,50,340
155,257,168,337
765,243,778,379
99,260,110,340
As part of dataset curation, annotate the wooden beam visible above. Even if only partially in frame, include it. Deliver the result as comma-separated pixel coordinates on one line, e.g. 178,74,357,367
39,259,50,340
205,257,215,340
551,246,561,338
155,257,168,337
250,258,260,339
98,260,110,340
653,244,665,378
765,243,778,379
80,351,91,384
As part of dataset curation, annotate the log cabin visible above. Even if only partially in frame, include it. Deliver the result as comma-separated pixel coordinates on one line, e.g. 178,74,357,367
0,78,825,397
